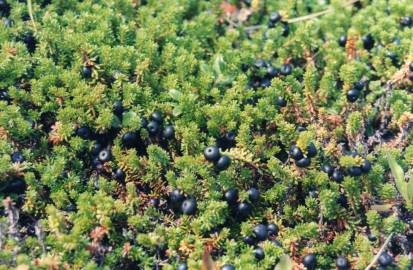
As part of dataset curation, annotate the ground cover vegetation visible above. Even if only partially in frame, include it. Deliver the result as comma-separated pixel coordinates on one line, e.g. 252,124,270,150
0,0,413,269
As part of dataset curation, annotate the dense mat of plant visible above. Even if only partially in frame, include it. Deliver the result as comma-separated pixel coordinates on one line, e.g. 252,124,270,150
1,0,413,269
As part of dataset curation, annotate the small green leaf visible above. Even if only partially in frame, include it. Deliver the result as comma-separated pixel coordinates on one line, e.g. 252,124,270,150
274,254,293,270
387,155,408,201
169,89,182,100
172,106,182,116
122,111,137,127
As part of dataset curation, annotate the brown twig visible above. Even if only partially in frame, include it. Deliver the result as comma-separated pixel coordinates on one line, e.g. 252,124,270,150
365,232,394,270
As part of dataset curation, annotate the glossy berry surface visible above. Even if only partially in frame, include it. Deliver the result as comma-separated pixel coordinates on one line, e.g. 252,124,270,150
280,63,292,76
151,111,163,123
336,256,350,270
302,253,317,270
162,125,174,139
224,188,239,205
181,198,197,215
306,143,317,157
177,263,188,270
11,151,24,163
98,149,112,162
347,89,360,102
289,145,303,160
253,224,268,241
82,66,92,78
362,34,375,50
322,164,334,176
221,265,235,270
338,35,347,47
378,252,393,266
237,202,251,219
247,187,260,203
296,157,311,168
216,155,231,171
254,247,265,260
147,120,160,135
332,169,345,183
204,146,220,162
122,132,137,148
267,223,278,236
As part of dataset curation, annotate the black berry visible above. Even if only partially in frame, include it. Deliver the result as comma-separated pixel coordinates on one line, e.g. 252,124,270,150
216,155,231,171
354,81,365,91
91,143,103,156
266,66,279,78
253,224,268,241
169,189,184,204
221,264,235,270
243,236,255,245
269,11,282,23
122,132,138,148
409,62,413,72
378,252,393,267
322,164,334,176
336,256,350,270
113,101,123,117
302,253,317,270
267,223,278,236
76,126,92,140
151,111,163,123
224,188,239,205
362,34,375,50
400,16,412,27
98,149,112,162
204,146,220,162
280,64,292,76
361,159,372,173
347,89,360,102
289,145,303,160
247,187,260,203
114,168,126,182
332,169,344,183
348,166,362,177
296,157,311,168
4,179,26,194
254,247,265,260
162,125,174,139
147,120,160,135
277,96,287,107
237,202,251,219
338,35,347,47
82,66,92,78
181,198,197,215
307,143,317,157
11,151,24,163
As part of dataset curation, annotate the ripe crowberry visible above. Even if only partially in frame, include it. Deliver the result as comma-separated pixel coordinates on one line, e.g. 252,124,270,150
400,16,412,27
11,151,24,163
338,35,347,47
254,247,265,260
336,256,350,270
82,66,92,78
267,223,278,236
362,34,375,50
347,89,360,102
348,166,362,177
224,188,239,205
151,111,163,123
114,168,126,182
181,198,197,215
147,120,160,135
253,224,268,241
247,187,260,203
332,169,345,183
361,159,372,173
277,96,287,107
216,155,231,171
378,252,393,266
280,64,292,76
98,149,112,162
322,164,334,176
269,11,282,23
302,253,317,270
289,145,303,160
237,202,251,219
122,132,137,148
162,125,174,139
296,157,311,168
76,126,92,139
307,143,317,157
204,146,220,162
169,189,184,204
221,264,235,270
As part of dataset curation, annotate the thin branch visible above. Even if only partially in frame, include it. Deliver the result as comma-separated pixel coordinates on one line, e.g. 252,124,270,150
244,0,358,32
365,233,394,270
27,0,37,32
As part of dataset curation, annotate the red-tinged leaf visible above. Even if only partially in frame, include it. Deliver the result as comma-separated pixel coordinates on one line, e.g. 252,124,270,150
220,2,237,16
